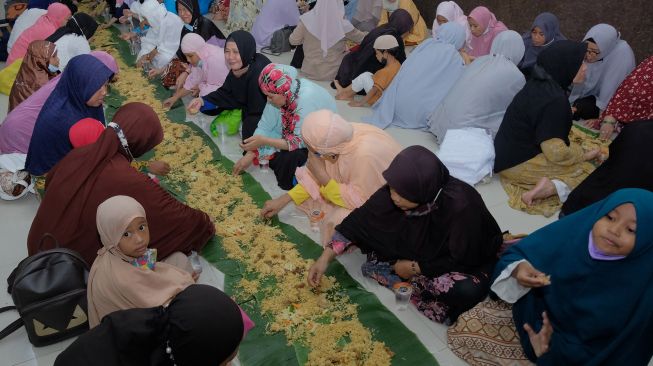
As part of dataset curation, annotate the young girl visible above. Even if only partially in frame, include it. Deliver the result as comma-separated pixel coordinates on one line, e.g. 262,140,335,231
448,188,653,365
87,195,196,328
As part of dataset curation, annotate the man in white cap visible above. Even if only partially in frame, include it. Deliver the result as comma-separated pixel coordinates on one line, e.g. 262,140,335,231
335,34,401,107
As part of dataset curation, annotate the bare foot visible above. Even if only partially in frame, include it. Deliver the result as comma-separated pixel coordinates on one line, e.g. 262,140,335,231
522,177,556,206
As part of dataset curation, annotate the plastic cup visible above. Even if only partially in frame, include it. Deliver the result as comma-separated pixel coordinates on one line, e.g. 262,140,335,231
309,209,324,232
189,251,202,275
259,157,269,172
393,282,413,311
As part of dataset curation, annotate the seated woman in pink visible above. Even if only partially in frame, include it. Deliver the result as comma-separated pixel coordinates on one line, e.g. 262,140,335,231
467,6,507,58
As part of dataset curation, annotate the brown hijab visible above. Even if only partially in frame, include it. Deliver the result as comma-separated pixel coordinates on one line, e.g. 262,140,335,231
8,40,57,111
87,195,194,328
27,102,215,265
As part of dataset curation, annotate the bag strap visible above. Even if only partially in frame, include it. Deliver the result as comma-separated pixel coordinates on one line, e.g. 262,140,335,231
260,46,281,57
38,233,60,252
0,306,23,342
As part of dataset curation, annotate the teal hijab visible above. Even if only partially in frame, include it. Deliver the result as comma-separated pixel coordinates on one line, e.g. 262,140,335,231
494,188,653,364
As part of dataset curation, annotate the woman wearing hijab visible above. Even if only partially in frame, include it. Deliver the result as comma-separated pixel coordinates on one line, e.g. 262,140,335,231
0,51,117,156
308,146,503,324
288,0,366,81
6,6,47,54
251,0,300,52
233,64,337,189
467,6,507,58
450,189,653,365
428,30,526,185
187,30,271,143
561,120,653,217
493,41,600,216
162,33,229,109
45,12,98,69
8,40,58,111
56,285,247,366
518,12,566,76
351,0,382,32
136,0,183,72
431,1,470,49
570,24,636,121
367,22,466,130
334,8,411,89
586,56,653,140
6,2,70,65
27,102,216,265
377,0,427,45
87,195,195,328
25,54,114,176
261,109,402,245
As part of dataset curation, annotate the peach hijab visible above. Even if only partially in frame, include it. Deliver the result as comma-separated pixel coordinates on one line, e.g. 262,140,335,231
300,109,402,209
87,195,194,328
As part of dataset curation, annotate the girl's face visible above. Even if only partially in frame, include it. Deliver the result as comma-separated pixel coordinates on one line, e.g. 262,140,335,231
118,217,150,257
185,52,200,66
468,17,483,37
572,62,588,84
531,26,545,46
49,50,60,67
86,81,109,107
592,203,637,257
436,15,448,26
177,4,192,24
224,41,243,71
389,187,419,211
263,90,286,108
585,40,601,63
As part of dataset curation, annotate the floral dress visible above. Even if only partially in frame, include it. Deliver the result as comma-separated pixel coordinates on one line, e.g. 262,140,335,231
225,0,266,32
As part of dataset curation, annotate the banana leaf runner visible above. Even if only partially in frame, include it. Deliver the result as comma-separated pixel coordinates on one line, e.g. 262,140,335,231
95,25,438,366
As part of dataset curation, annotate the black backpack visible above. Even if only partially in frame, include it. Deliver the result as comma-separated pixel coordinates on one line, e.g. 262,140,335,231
1,234,90,346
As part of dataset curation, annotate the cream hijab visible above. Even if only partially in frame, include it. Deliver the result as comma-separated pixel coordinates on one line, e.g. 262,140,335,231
87,195,194,328
300,0,354,56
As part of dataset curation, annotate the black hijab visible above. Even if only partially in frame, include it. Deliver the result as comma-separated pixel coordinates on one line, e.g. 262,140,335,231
336,146,502,277
493,40,587,172
226,30,257,69
54,285,244,366
176,0,225,61
46,12,98,42
561,120,653,217
335,8,411,86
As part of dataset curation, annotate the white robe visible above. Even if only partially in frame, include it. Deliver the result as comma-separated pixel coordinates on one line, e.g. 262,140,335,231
137,0,183,69
55,34,91,70
7,8,47,53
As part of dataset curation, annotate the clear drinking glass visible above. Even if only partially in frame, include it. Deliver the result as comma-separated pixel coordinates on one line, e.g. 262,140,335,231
393,282,413,311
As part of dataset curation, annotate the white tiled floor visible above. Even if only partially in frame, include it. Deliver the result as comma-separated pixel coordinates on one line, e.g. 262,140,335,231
0,48,559,365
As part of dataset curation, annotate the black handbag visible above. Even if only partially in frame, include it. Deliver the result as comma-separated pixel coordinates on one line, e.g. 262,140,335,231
261,25,296,56
1,234,90,346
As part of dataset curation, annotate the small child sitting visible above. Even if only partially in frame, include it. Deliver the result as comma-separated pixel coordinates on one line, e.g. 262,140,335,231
87,195,196,328
335,35,402,107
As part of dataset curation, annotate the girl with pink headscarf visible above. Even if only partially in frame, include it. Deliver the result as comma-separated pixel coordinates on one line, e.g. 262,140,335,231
162,33,229,109
467,6,507,58
289,0,366,81
6,3,71,65
261,109,402,245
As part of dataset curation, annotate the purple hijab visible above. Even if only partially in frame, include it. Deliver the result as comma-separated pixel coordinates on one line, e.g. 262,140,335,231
0,51,118,155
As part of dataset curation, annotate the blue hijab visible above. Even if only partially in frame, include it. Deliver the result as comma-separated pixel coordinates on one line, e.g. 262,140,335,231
365,22,466,130
494,188,653,365
25,54,114,176
518,12,566,70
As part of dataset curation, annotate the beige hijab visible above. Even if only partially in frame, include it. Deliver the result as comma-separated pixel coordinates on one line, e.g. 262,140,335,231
87,195,194,328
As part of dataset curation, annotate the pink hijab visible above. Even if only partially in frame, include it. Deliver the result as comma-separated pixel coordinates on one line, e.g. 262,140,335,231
468,6,507,57
180,33,229,96
6,3,71,65
300,0,354,56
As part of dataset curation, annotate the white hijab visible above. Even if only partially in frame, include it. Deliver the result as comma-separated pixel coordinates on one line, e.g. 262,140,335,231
137,0,184,68
569,24,636,111
300,0,354,56
428,30,526,143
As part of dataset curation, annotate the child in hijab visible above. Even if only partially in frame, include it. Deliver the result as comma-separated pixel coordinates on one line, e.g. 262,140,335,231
449,188,653,365
45,12,98,69
518,12,566,76
8,39,58,111
69,118,105,148
377,0,427,45
57,284,253,366
570,24,636,120
431,0,470,49
335,34,401,107
308,146,503,325
87,195,196,328
162,32,229,108
467,6,507,58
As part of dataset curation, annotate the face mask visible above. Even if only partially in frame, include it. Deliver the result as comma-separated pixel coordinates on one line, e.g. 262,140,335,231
197,60,204,68
47,64,60,73
184,23,193,31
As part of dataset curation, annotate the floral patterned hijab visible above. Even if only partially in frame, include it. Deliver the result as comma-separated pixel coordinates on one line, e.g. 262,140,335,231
258,63,302,150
